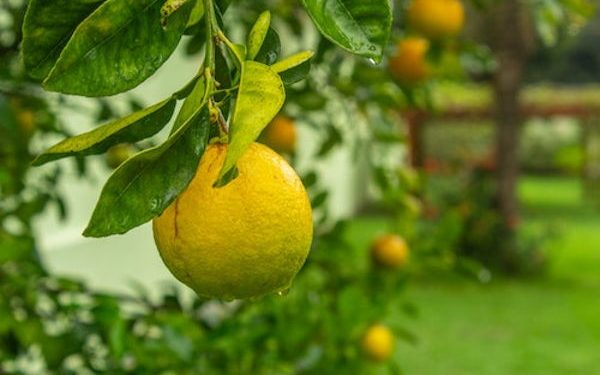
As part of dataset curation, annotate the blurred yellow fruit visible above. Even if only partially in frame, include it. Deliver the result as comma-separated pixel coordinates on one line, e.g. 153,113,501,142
370,234,410,269
153,143,313,300
261,115,297,154
408,0,465,39
16,110,36,137
361,324,395,362
389,37,431,85
105,144,135,169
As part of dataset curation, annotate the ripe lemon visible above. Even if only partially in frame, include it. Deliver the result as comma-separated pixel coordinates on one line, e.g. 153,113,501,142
370,234,409,269
361,324,395,361
389,37,431,86
153,142,313,300
408,0,465,39
261,115,297,155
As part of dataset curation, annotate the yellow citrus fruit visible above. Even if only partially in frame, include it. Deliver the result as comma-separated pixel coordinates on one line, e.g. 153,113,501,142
153,142,313,300
389,37,431,85
16,110,36,137
105,144,135,169
261,115,297,154
408,0,465,39
361,324,395,362
370,234,409,269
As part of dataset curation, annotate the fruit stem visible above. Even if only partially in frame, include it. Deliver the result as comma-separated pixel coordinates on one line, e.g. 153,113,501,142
211,85,239,96
202,0,228,139
202,0,218,86
216,29,244,66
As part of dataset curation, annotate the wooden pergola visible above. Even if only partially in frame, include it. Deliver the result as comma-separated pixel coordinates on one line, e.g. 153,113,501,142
402,86,600,193
404,103,600,167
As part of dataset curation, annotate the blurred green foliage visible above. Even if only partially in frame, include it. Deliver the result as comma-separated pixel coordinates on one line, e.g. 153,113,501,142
415,166,549,277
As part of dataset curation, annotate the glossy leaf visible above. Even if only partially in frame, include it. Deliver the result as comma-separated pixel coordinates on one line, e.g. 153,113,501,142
184,0,230,35
22,0,106,80
232,44,248,63
213,167,239,188
214,45,232,115
254,28,281,65
172,75,202,99
279,63,312,85
272,51,314,85
301,0,392,62
185,31,206,54
218,61,285,181
172,77,206,132
44,0,192,97
271,51,314,73
83,106,211,237
247,11,271,61
184,0,205,33
32,98,176,166
161,0,192,27
216,0,232,14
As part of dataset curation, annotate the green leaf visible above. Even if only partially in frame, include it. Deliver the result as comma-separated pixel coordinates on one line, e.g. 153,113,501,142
279,63,312,86
247,11,271,61
44,0,192,97
291,89,327,111
301,0,392,63
312,191,328,209
161,0,192,27
218,61,285,182
254,28,281,65
22,0,106,80
212,165,238,188
271,51,314,73
172,75,202,99
185,31,206,54
172,76,205,133
184,0,205,33
214,45,232,115
272,51,314,85
184,0,229,35
317,124,343,157
302,171,318,188
231,44,248,63
32,98,176,166
83,105,211,237
216,0,232,13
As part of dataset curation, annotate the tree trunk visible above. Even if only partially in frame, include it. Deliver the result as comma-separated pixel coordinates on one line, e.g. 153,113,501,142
494,58,523,227
404,109,427,169
487,0,533,228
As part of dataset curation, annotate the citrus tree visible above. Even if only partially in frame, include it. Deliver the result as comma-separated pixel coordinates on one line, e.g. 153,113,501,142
2,0,426,372
3,0,497,371
22,0,395,293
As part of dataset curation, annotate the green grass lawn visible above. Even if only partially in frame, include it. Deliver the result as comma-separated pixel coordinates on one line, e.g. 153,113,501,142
351,176,600,375
520,176,600,285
